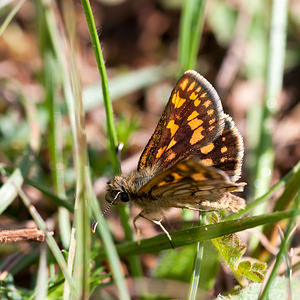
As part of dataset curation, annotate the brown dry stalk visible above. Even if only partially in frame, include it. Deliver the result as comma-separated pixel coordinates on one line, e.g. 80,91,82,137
0,228,53,243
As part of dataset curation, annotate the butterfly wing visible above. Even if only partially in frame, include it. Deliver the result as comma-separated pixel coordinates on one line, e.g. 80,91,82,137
195,114,244,182
137,159,245,212
138,70,225,172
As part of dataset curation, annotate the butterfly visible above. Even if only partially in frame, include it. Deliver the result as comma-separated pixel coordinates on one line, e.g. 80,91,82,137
106,70,246,243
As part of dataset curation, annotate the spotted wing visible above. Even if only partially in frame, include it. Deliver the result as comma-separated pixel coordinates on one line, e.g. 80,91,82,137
138,159,246,212
138,70,225,172
195,114,244,182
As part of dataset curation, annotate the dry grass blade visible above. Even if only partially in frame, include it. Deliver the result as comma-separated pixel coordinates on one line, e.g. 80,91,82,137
0,228,53,243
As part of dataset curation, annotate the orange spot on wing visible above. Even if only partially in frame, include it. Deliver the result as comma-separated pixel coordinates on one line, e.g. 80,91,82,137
221,146,228,153
201,158,213,166
172,91,186,108
172,93,177,105
200,143,215,154
209,118,216,125
200,92,207,98
208,125,215,131
177,98,186,108
220,157,227,163
166,138,177,150
177,164,189,171
156,146,167,159
166,151,176,161
158,181,168,187
195,87,201,92
194,99,201,107
187,110,200,121
190,126,204,145
222,137,226,141
167,120,179,137
207,109,214,115
190,92,198,100
203,100,211,108
179,78,189,90
171,172,182,180
188,118,203,130
192,173,207,181
187,81,196,91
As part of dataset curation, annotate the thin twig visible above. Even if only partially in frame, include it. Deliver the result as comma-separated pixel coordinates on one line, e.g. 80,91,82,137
0,228,53,243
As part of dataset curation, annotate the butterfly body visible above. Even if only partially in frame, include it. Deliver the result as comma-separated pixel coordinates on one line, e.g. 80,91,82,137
106,160,245,214
106,70,246,240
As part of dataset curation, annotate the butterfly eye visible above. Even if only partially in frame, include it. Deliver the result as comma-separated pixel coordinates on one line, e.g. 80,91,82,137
120,192,130,202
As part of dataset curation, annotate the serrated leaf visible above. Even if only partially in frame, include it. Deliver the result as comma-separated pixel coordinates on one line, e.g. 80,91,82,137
212,232,246,270
237,258,266,282
208,212,266,282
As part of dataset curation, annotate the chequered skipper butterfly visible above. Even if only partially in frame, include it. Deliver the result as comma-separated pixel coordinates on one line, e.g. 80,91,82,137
106,70,246,242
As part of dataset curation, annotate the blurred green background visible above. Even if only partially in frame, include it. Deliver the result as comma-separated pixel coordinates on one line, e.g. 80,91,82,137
0,0,300,299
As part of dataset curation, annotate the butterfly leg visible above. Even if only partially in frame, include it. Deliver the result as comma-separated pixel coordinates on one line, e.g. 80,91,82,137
133,213,143,245
133,212,174,248
140,213,174,248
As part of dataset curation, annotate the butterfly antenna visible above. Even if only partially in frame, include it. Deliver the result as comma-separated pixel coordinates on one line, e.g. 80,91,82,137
103,191,120,215
91,192,120,233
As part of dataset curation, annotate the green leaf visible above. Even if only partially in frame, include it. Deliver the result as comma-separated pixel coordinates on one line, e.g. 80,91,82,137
82,65,174,111
217,276,300,300
212,233,246,269
237,258,266,282
209,213,266,282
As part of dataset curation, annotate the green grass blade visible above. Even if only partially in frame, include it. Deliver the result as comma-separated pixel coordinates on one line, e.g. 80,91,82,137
0,0,25,36
35,243,48,300
252,0,288,209
82,64,175,111
258,155,300,260
25,178,74,213
80,0,119,174
97,209,300,259
44,50,71,249
178,1,207,295
260,192,300,299
250,0,288,251
187,0,206,69
37,1,91,296
90,192,133,300
178,0,206,72
0,167,23,214
178,0,193,70
188,215,204,300
80,1,136,298
272,162,300,212
227,159,300,220
17,187,75,290
64,2,91,297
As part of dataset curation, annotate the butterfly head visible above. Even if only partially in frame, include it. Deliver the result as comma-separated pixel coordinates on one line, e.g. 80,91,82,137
106,176,132,205
106,168,155,205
